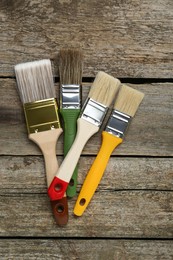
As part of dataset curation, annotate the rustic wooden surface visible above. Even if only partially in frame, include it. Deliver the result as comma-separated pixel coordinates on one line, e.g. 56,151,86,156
0,240,173,260
0,0,173,259
0,80,172,156
0,0,173,78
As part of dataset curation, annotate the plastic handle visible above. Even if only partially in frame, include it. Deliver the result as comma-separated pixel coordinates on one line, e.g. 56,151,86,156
73,131,123,216
48,118,99,201
29,128,69,225
60,108,80,197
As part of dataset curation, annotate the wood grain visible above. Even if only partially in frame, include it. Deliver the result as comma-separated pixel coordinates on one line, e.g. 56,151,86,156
0,0,173,257
0,156,172,194
0,0,173,77
0,191,173,237
0,79,173,156
0,239,173,260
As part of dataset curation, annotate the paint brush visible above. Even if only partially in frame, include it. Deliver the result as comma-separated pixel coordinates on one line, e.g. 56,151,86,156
14,59,68,225
48,71,120,201
73,84,144,216
59,49,83,197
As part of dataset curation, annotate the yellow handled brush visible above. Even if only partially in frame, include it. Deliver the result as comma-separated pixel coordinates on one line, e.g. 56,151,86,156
74,84,144,216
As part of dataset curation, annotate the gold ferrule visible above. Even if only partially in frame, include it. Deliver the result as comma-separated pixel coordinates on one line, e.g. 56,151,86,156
24,98,61,134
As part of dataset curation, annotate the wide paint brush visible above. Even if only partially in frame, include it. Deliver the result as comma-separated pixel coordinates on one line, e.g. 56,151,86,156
48,71,120,201
73,84,144,216
15,60,68,225
59,49,83,197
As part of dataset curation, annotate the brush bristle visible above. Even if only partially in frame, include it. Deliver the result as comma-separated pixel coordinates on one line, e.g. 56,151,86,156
114,84,144,117
59,49,83,84
14,59,55,103
88,71,120,107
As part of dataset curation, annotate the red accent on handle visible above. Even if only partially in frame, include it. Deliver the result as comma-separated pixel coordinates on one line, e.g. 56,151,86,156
48,177,68,201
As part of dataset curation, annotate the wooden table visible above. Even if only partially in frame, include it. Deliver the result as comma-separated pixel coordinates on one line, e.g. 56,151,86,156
0,1,173,259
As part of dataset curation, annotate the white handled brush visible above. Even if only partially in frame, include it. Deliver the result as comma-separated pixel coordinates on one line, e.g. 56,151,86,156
48,71,120,201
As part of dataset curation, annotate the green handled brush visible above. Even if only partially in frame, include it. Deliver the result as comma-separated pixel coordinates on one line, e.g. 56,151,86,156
59,49,83,197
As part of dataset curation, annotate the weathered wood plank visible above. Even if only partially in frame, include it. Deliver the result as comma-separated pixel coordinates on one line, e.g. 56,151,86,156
0,156,172,193
0,79,173,156
0,0,173,77
0,191,172,237
0,239,173,260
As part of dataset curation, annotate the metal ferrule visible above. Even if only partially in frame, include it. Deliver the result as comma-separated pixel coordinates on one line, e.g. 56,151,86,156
60,84,81,109
105,109,131,138
24,98,61,134
80,98,108,127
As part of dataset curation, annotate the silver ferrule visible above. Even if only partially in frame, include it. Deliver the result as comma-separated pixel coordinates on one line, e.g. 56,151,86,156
105,109,131,138
80,98,108,127
60,84,81,109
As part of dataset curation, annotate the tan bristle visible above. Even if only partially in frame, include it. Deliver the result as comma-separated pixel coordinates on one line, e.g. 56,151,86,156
14,59,55,103
88,71,120,107
59,49,83,84
114,84,144,117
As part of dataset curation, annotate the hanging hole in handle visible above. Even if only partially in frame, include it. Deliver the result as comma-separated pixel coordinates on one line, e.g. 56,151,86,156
69,178,74,187
79,198,86,206
54,183,62,192
56,204,64,214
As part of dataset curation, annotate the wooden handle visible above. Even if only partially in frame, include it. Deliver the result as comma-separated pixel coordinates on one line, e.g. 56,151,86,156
48,118,99,201
74,131,123,216
29,128,69,225
50,195,69,226
29,128,63,186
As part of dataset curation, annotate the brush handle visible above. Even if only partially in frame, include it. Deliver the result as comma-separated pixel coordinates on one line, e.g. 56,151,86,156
73,131,123,216
50,195,69,226
48,118,99,201
29,128,69,226
60,108,80,198
29,129,63,187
